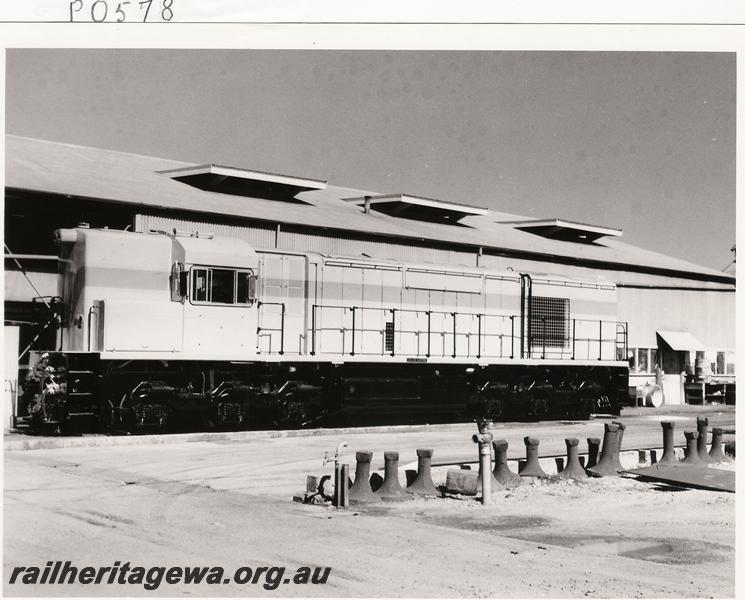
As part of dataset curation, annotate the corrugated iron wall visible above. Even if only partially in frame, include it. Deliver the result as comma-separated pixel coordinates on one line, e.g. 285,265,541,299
617,287,735,349
136,214,276,248
136,213,733,288
136,214,475,267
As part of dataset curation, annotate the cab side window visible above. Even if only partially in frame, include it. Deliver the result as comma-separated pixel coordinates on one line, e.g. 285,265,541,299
190,267,257,306
210,269,236,304
192,268,208,302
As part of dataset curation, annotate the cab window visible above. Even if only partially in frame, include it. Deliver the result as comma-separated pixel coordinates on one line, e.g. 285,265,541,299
192,268,208,302
210,269,235,304
190,267,257,306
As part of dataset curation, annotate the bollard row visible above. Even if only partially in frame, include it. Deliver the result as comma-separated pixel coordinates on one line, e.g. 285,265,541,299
348,449,439,504
652,419,734,467
314,416,734,508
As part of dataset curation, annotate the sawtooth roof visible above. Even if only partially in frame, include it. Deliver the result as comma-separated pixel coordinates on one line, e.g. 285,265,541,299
4,135,734,283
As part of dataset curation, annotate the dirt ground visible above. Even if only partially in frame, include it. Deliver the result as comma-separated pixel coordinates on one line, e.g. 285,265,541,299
3,407,736,598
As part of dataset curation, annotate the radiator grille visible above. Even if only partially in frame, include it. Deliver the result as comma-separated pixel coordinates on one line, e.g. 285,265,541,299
530,296,570,348
384,322,395,353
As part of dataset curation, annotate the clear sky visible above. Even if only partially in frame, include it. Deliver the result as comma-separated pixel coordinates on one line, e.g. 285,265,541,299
5,49,736,270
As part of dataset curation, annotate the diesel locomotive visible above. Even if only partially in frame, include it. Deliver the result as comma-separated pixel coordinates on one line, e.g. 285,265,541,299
15,225,629,433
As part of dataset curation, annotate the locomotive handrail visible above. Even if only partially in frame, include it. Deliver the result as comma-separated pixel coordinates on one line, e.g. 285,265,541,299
87,305,99,352
256,301,285,355
271,303,627,362
309,304,517,359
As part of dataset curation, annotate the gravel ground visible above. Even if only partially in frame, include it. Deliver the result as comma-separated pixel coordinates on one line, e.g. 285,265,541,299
3,407,736,598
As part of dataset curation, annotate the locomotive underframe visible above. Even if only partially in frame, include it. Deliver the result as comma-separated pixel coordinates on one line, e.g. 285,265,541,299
15,352,628,433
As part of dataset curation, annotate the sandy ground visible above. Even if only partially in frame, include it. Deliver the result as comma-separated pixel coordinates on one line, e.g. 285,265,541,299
3,406,736,598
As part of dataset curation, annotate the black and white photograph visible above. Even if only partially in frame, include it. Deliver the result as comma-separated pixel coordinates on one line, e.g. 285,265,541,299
2,22,739,599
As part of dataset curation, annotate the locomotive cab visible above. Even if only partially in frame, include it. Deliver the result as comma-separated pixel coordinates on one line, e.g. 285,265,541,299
55,227,260,361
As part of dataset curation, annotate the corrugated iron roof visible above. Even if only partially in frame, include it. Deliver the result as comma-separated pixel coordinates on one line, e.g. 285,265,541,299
4,135,734,282
498,218,623,238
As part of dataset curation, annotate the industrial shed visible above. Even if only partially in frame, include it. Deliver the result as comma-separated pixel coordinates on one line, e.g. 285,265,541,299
3,135,735,414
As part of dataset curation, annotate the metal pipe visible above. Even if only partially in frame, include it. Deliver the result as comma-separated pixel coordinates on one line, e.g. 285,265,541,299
350,306,356,356
510,315,515,359
390,309,396,357
451,312,457,358
480,441,491,504
472,426,493,506
87,306,98,352
332,441,349,509
477,313,482,359
311,304,317,355
572,319,576,360
3,253,61,261
426,311,431,358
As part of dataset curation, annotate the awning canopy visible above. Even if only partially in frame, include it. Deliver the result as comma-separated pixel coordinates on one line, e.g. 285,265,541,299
656,330,706,351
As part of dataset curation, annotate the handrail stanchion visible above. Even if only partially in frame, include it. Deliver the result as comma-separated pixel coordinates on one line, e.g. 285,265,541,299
350,306,356,356
452,312,457,358
598,320,602,361
390,309,396,357
477,313,482,359
426,310,431,358
572,318,576,360
279,302,285,355
510,315,515,359
311,304,317,355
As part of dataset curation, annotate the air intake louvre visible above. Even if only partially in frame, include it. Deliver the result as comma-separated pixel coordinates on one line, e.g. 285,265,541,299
530,296,570,348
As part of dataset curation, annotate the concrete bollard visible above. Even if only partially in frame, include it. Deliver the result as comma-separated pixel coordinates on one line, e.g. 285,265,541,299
587,423,621,477
585,437,601,470
519,436,547,478
657,421,678,464
612,421,626,471
407,449,438,496
375,451,410,500
708,428,732,463
349,451,377,503
558,438,588,479
696,417,716,464
492,439,521,488
682,431,704,466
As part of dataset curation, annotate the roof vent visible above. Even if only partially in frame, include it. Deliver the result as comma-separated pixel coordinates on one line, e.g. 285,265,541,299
498,218,622,244
159,164,327,204
343,194,488,226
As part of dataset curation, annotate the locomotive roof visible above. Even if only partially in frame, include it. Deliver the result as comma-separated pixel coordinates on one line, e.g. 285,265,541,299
5,135,734,284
